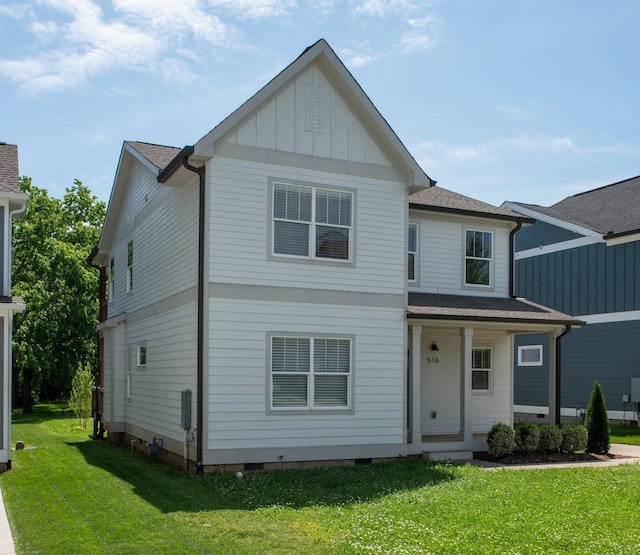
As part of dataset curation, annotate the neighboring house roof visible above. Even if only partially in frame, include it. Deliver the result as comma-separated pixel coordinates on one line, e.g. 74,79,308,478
506,175,640,239
161,39,434,191
410,186,533,224
407,292,584,327
126,141,181,171
0,142,20,194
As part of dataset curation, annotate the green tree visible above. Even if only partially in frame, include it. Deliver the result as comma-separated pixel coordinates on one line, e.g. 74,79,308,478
584,381,610,454
12,177,106,411
69,363,95,431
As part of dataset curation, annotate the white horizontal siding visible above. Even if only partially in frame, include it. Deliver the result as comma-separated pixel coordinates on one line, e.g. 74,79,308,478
226,64,392,167
208,156,407,294
207,298,406,450
123,303,198,444
410,212,512,297
109,159,199,317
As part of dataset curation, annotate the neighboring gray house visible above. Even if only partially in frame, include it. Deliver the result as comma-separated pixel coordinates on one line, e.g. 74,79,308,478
504,176,640,423
0,143,28,470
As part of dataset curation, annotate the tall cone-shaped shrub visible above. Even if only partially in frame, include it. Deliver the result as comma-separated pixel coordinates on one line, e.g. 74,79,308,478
585,381,610,454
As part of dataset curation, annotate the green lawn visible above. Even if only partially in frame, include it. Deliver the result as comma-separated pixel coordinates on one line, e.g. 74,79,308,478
1,405,640,554
611,424,640,445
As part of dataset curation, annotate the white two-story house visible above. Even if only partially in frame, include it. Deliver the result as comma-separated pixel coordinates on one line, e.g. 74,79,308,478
0,142,28,471
92,40,581,471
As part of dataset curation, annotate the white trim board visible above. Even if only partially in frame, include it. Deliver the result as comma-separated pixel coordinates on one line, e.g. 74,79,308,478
577,310,640,325
514,405,633,422
515,236,601,260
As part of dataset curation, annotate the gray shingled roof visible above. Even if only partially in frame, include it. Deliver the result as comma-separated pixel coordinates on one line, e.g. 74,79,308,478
408,292,583,326
410,186,529,222
127,141,181,171
0,143,20,194
509,176,640,238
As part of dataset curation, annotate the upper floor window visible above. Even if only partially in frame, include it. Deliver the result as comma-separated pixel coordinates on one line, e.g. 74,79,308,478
270,336,352,410
408,223,418,282
465,230,492,286
108,257,115,302
272,182,352,262
127,241,133,293
471,347,492,391
137,342,147,367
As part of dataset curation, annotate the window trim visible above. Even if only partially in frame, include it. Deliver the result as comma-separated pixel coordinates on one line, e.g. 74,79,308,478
518,345,543,367
266,332,355,415
108,257,115,302
408,222,418,283
463,228,493,289
471,346,493,393
268,179,356,267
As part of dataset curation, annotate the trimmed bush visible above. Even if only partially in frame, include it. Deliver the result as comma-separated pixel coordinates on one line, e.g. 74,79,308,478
585,381,610,454
514,422,540,453
537,424,562,453
560,425,587,453
487,422,515,457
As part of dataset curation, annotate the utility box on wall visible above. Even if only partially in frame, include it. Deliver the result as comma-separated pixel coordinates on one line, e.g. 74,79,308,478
181,389,192,430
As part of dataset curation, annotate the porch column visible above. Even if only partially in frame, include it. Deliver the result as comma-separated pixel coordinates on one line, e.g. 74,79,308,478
410,325,422,445
460,327,474,442
548,330,558,425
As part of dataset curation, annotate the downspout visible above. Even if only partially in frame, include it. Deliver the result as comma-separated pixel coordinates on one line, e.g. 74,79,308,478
508,220,523,298
181,153,206,475
554,325,571,425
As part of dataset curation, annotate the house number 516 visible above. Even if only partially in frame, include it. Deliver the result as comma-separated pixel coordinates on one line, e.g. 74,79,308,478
427,357,439,364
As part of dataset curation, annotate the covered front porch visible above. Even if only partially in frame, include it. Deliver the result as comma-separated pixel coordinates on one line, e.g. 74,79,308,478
405,293,584,460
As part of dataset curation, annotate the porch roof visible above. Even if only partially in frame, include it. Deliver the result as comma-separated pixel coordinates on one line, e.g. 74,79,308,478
407,292,584,327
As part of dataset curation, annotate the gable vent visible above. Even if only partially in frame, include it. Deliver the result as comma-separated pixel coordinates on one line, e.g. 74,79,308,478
305,85,323,133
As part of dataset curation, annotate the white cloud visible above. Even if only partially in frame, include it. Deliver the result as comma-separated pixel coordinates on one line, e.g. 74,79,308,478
398,15,439,53
340,41,378,68
351,0,423,17
207,0,297,20
0,4,34,18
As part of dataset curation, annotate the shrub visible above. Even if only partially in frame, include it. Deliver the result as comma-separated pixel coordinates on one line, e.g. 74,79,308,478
560,425,587,453
69,363,95,431
585,381,610,454
514,422,540,453
487,422,515,458
537,424,562,453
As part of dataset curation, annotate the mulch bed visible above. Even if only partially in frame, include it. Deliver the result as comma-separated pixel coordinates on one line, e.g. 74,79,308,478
473,451,626,465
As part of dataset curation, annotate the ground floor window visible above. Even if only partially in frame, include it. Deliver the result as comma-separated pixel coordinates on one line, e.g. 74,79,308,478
270,335,352,410
518,345,543,366
471,347,492,391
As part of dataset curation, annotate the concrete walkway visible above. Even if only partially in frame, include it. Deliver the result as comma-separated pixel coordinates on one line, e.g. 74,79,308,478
0,445,638,555
0,486,15,555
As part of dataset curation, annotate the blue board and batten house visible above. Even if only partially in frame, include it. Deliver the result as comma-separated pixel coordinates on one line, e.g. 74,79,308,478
505,176,640,423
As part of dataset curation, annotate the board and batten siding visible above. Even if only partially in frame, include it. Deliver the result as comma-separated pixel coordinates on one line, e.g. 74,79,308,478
123,303,197,444
225,63,392,167
515,220,582,251
515,240,640,316
108,159,199,318
409,211,512,297
207,156,407,294
206,298,406,453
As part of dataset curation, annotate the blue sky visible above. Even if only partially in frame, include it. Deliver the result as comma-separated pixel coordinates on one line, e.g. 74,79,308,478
1,0,639,207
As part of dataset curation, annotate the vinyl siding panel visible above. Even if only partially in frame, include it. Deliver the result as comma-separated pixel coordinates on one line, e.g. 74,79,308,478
208,156,407,294
409,211,512,297
515,240,640,315
207,298,406,450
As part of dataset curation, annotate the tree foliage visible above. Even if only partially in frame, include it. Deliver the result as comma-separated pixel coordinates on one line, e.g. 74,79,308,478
69,363,95,431
585,381,610,454
12,177,105,411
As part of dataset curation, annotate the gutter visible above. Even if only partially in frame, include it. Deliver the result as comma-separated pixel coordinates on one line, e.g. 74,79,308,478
508,220,523,298
158,145,206,475
554,325,571,425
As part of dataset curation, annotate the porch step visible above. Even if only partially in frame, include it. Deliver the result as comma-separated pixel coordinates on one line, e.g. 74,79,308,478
422,450,473,462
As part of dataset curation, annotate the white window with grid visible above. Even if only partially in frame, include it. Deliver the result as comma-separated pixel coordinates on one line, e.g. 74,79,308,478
272,182,353,262
270,336,352,410
108,257,115,302
471,347,492,392
408,223,418,282
127,241,134,293
465,229,492,286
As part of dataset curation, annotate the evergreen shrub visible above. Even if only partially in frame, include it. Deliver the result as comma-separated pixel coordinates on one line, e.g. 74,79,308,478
537,424,562,453
514,422,540,453
585,381,610,454
560,425,587,453
487,422,515,458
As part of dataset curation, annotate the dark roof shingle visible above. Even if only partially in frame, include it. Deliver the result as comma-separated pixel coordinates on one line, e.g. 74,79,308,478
0,143,20,194
127,141,181,171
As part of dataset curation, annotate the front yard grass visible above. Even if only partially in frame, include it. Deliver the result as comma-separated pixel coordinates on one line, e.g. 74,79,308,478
611,423,640,445
1,404,639,554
